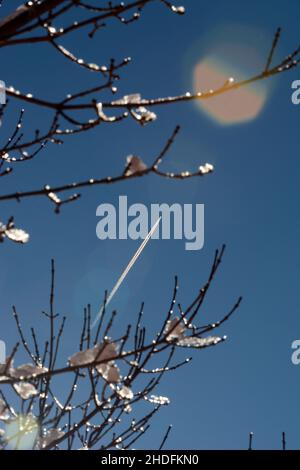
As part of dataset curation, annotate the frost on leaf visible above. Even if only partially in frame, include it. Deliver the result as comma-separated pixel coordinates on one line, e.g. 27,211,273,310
112,93,142,105
5,228,29,244
38,428,65,449
176,336,224,348
131,107,157,125
69,341,117,367
125,155,147,176
13,382,38,400
96,362,120,383
94,341,118,362
199,163,214,175
0,223,5,243
112,94,156,125
11,363,48,379
164,317,186,341
0,219,29,245
146,395,170,406
0,399,10,421
69,346,96,366
117,386,134,400
171,5,185,15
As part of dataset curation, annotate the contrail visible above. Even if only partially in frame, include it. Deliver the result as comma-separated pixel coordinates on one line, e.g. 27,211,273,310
92,217,161,328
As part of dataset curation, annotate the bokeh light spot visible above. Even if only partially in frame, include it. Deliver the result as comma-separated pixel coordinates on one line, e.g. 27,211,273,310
5,415,39,450
191,26,271,125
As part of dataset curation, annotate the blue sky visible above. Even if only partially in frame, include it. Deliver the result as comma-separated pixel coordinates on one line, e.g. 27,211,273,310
0,0,300,449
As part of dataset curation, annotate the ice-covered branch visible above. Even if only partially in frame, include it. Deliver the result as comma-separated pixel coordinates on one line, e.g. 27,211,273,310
0,247,241,449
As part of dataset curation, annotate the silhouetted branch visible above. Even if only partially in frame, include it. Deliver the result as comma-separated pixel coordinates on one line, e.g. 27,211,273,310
0,1,299,241
248,432,254,451
0,247,241,449
282,431,286,450
0,126,214,210
159,424,172,450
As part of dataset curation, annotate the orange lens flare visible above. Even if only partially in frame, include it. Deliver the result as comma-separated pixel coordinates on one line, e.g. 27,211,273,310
193,57,267,125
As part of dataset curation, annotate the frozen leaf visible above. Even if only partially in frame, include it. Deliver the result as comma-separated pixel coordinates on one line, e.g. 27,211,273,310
12,363,48,379
0,375,10,383
96,362,120,383
146,395,170,405
69,347,96,366
1,218,29,244
176,336,224,348
171,5,185,15
38,428,64,449
112,93,141,105
117,386,134,400
124,94,141,104
164,317,186,341
0,223,5,243
69,341,117,367
125,155,147,176
131,106,157,125
112,93,156,124
199,163,214,175
5,228,29,244
13,382,38,400
94,341,118,362
0,399,10,421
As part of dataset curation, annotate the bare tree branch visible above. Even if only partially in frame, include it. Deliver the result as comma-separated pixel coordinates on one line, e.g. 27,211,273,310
0,247,241,450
